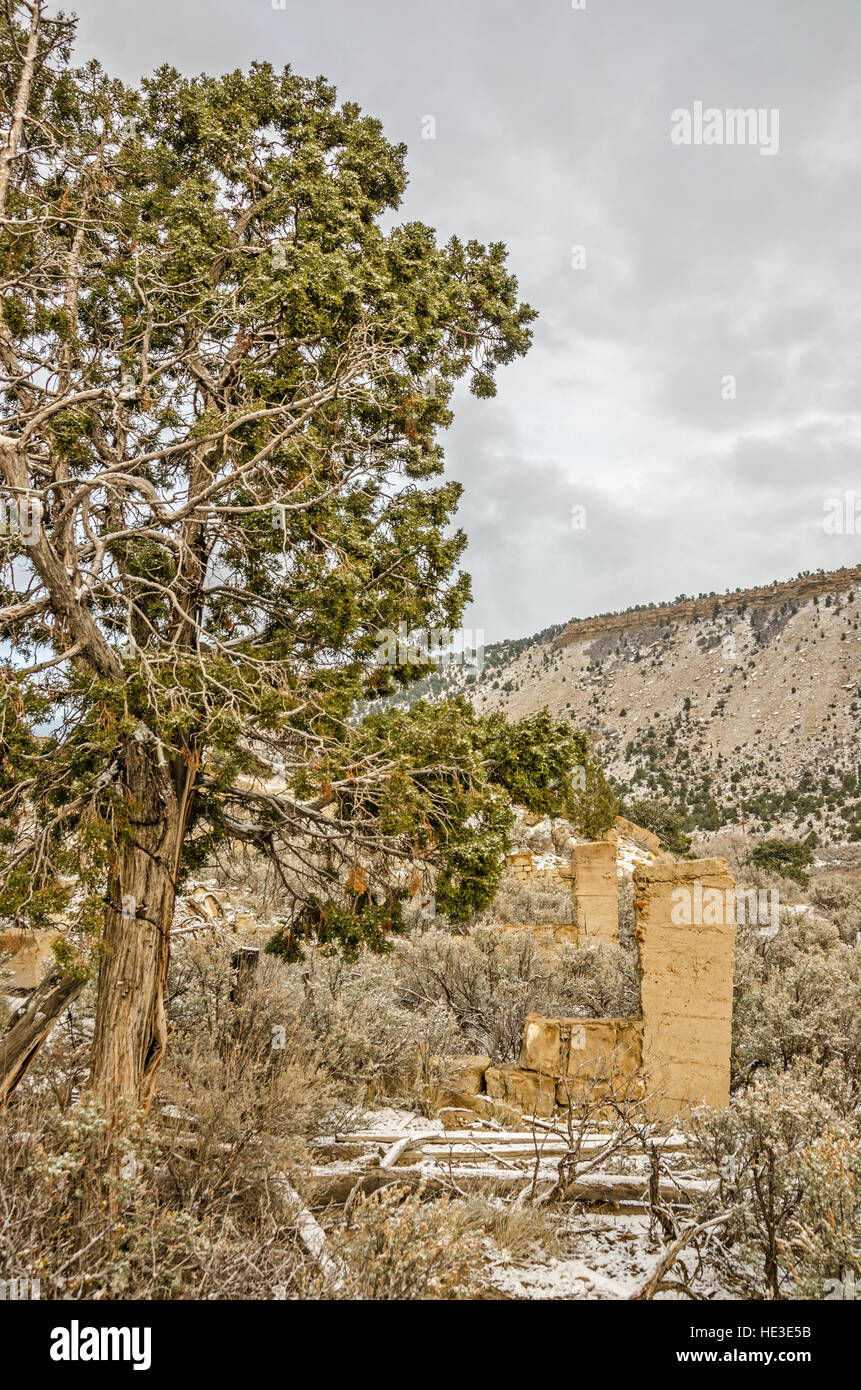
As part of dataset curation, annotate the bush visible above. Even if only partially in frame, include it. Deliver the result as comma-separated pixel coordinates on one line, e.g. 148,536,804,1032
623,798,691,855
732,915,861,1086
809,874,861,946
275,945,462,1094
273,921,638,1077
473,876,575,926
0,943,340,1300
395,925,638,1062
789,1127,861,1298
339,1186,485,1299
747,839,813,888
692,1063,861,1299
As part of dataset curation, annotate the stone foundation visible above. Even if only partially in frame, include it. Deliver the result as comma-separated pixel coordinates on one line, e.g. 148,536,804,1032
485,1063,557,1117
519,1014,642,1078
504,851,570,885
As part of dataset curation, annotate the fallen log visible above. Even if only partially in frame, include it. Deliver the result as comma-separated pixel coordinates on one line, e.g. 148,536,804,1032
311,1163,711,1208
274,1176,348,1292
314,1129,690,1149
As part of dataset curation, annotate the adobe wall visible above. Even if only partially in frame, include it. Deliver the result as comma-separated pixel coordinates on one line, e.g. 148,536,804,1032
570,840,618,943
633,857,735,1117
471,854,736,1121
504,851,570,885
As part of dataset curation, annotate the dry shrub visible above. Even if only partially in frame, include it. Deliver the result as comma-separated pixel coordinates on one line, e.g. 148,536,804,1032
396,925,638,1062
459,1195,558,1261
0,1085,326,1300
275,946,463,1097
789,1127,861,1298
809,872,861,946
273,923,637,1080
471,875,575,926
732,914,861,1087
0,941,340,1300
692,1061,861,1299
339,1186,485,1299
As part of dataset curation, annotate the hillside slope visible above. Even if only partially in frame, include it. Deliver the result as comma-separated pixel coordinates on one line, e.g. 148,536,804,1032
468,566,861,842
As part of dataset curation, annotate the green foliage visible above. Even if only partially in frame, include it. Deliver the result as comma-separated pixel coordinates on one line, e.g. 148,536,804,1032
623,797,692,855
0,11,539,948
747,838,814,888
266,891,406,963
300,698,613,929
480,711,603,821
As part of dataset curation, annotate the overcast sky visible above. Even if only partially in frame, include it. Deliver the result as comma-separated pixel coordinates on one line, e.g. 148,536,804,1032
74,0,861,641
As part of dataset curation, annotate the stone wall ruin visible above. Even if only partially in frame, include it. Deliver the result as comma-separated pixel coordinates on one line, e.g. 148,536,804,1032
442,850,736,1123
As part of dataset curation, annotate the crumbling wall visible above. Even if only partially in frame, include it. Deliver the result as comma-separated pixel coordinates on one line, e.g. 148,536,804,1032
634,857,735,1117
570,840,618,943
504,850,570,885
610,816,661,856
438,853,736,1123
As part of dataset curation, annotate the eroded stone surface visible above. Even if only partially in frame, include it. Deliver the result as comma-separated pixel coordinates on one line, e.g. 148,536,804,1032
571,841,619,943
485,1063,557,1118
634,857,735,1118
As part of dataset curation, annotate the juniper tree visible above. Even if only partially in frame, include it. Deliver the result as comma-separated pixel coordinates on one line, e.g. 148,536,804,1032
0,3,613,1117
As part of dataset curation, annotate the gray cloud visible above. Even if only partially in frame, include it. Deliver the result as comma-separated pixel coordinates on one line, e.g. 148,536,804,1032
75,0,861,640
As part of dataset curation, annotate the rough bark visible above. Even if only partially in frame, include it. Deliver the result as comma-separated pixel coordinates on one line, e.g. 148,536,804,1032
88,736,185,1122
0,967,84,1107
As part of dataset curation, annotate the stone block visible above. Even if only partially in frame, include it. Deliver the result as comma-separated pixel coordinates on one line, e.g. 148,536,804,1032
485,1063,556,1117
634,856,735,1118
433,1054,490,1096
615,816,661,854
519,1014,565,1075
571,840,618,943
520,1013,642,1081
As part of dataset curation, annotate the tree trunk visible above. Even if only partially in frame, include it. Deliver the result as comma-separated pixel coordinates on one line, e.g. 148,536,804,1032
89,735,186,1123
0,966,85,1107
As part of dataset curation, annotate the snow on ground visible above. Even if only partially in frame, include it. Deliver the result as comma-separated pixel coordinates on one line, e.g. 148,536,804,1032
357,1106,443,1135
615,836,657,877
334,1108,737,1301
486,1212,735,1301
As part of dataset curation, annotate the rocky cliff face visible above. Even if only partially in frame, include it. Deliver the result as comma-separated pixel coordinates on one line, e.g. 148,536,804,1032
550,566,861,648
470,567,861,842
